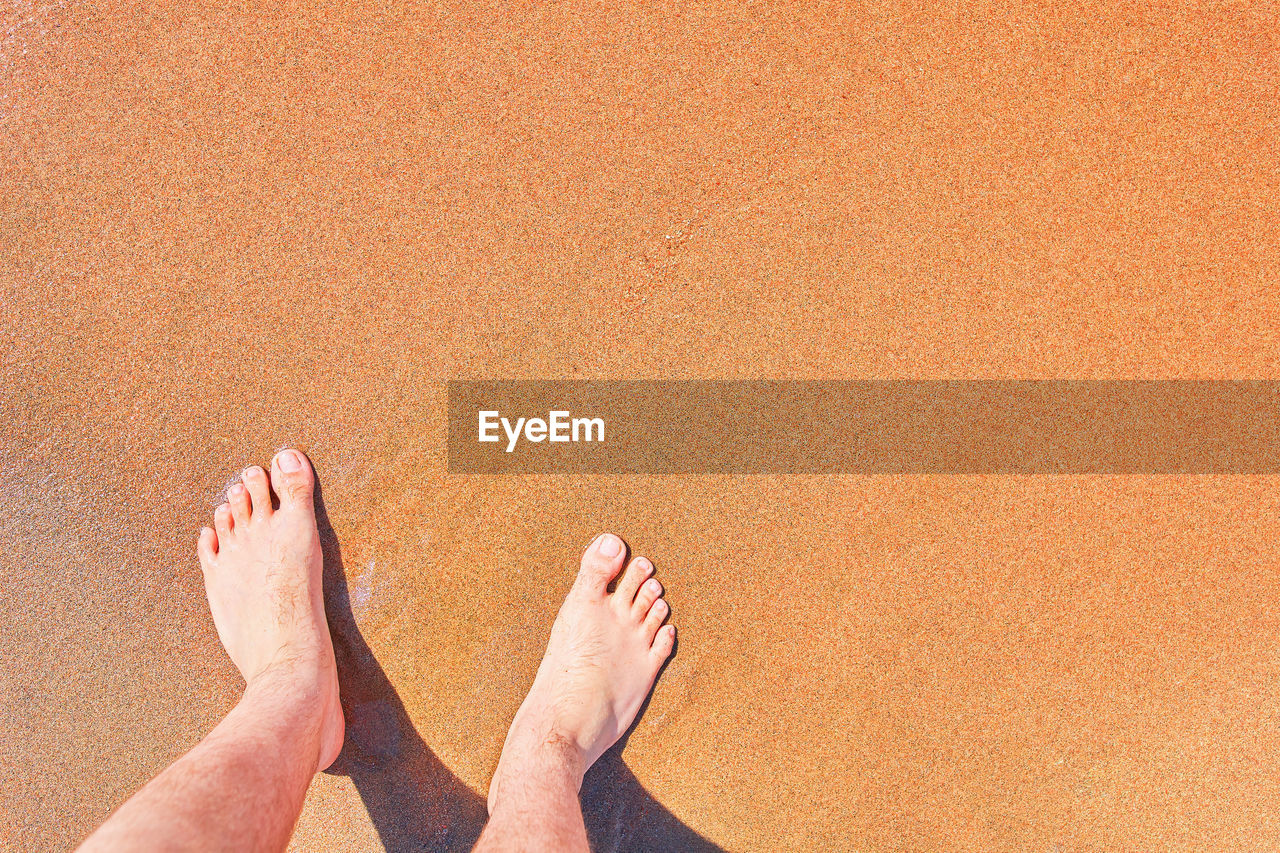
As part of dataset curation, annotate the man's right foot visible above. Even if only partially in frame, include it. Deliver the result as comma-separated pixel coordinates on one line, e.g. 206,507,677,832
488,533,676,813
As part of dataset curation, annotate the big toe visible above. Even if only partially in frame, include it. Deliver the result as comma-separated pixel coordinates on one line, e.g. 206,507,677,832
271,448,315,509
576,532,627,595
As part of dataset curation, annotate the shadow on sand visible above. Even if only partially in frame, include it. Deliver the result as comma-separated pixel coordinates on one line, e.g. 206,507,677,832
314,482,724,853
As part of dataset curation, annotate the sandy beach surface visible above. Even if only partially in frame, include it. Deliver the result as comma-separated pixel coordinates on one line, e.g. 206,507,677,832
4,1,1280,849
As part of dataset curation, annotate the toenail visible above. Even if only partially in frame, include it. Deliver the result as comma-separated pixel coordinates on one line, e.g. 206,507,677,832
637,558,652,574
277,450,302,472
597,534,621,557
229,484,244,496
646,579,660,592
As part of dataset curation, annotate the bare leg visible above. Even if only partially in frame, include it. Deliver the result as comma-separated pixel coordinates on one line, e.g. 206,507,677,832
78,450,344,853
477,533,676,852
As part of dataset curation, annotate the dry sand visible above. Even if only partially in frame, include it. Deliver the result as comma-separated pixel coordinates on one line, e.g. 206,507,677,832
3,1,1280,850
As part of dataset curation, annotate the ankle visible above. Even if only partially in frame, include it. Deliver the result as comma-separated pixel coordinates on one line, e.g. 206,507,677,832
534,730,588,786
525,702,590,773
491,727,587,815
243,651,333,708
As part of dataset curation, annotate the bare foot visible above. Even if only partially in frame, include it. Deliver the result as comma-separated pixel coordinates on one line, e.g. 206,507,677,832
488,533,676,813
196,449,344,772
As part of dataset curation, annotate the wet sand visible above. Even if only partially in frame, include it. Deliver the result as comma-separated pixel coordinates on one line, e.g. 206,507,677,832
4,1,1280,849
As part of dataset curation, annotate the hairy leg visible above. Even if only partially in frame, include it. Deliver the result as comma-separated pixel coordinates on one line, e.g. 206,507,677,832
476,533,676,852
78,450,343,853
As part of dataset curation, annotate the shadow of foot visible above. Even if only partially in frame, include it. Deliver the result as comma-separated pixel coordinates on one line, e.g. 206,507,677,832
316,480,487,852
314,480,724,853
582,747,726,853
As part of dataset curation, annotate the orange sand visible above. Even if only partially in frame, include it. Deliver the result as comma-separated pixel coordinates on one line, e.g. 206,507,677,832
3,1,1280,850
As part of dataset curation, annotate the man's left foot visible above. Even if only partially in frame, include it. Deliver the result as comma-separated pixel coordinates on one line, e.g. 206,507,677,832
197,449,345,772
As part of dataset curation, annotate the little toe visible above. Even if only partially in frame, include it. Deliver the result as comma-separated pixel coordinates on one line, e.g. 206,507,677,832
614,556,653,607
270,448,315,511
197,526,218,565
651,624,676,661
214,503,233,539
241,465,272,518
643,598,670,640
228,483,251,525
632,577,663,620
576,533,627,596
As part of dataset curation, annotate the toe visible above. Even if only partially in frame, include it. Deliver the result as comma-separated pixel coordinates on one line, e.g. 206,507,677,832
242,465,272,518
197,526,218,565
270,449,315,510
228,483,251,525
642,597,669,640
575,533,627,596
632,577,663,620
613,556,652,607
214,503,233,539
651,623,676,660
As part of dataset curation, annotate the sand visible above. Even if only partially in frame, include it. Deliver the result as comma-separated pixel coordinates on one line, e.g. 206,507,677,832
3,1,1280,849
